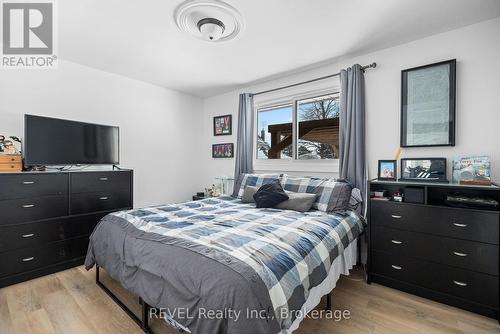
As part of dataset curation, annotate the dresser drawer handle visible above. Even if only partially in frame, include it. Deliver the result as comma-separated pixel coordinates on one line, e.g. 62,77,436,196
22,204,35,208
22,257,35,262
22,233,35,238
391,240,403,245
453,251,468,257
453,280,467,287
391,215,402,219
99,177,108,181
99,196,109,200
391,265,402,270
22,181,35,185
453,223,467,228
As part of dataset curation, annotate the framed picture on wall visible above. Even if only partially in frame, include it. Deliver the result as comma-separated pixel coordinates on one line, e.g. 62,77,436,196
213,114,232,136
212,143,234,158
378,160,397,180
401,59,456,147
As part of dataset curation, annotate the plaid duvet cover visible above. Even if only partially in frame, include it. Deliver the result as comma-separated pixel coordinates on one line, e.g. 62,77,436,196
110,196,363,331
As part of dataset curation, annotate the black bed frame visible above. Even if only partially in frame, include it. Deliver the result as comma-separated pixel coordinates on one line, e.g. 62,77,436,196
96,265,154,333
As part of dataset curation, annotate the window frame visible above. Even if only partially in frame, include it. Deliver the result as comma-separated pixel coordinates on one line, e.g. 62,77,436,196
253,83,341,173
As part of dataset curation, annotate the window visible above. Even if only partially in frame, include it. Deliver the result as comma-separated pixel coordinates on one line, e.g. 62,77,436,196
255,92,340,162
297,93,340,160
257,104,293,159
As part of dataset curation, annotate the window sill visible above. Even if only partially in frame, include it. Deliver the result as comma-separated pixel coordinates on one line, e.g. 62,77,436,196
254,159,339,174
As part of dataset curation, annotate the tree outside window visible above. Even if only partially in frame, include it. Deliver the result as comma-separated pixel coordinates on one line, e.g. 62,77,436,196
297,93,339,159
256,93,339,160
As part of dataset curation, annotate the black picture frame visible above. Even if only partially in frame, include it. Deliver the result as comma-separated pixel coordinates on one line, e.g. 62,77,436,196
378,160,397,180
401,59,456,147
212,143,234,159
400,158,448,182
213,114,232,136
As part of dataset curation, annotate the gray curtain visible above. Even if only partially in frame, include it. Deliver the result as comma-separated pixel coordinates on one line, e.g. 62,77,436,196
232,93,254,196
339,64,367,215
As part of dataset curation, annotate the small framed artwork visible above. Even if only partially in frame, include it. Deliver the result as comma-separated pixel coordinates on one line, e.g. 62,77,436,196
401,59,456,147
378,160,397,180
212,143,234,158
401,158,447,182
213,114,232,136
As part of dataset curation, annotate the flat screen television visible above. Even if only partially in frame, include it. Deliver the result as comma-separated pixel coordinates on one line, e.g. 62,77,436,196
24,115,119,166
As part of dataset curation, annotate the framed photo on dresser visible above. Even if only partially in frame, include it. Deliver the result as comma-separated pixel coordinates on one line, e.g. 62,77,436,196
378,160,397,180
401,158,447,182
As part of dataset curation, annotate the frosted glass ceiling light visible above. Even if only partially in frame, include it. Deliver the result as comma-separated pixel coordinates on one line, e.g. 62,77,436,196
174,0,243,42
197,18,225,41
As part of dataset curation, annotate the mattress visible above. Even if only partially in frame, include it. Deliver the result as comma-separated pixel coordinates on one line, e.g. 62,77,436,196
85,196,363,334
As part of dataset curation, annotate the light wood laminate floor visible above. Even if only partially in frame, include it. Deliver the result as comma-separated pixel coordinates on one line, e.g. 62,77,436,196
0,266,498,334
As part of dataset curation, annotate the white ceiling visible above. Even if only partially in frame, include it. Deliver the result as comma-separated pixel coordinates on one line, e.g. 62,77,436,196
59,0,500,97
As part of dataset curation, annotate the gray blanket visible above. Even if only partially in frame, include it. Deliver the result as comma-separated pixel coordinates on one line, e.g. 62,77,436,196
85,215,279,334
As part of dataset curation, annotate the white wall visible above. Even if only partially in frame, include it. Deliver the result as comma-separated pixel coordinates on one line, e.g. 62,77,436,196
0,60,203,207
1,18,498,206
201,18,500,186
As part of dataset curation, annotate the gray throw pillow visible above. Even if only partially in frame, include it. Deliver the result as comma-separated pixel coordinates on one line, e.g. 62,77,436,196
275,192,317,212
241,186,259,203
348,188,363,214
327,180,353,213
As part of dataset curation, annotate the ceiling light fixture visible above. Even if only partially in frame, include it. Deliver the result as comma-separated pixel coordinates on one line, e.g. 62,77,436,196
197,18,225,41
174,0,243,42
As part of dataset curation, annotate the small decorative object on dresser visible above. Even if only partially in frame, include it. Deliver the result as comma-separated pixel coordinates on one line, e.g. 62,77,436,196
213,114,232,136
401,59,456,147
0,154,22,172
401,158,447,182
392,192,403,202
368,179,500,322
212,143,234,158
378,160,397,180
8,136,22,154
0,135,4,152
0,135,21,155
453,156,491,185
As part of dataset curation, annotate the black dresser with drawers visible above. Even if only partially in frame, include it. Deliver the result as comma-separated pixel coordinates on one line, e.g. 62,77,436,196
368,179,500,321
0,169,133,288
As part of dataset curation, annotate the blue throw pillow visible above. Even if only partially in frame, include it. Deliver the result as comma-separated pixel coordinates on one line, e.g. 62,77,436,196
253,181,289,208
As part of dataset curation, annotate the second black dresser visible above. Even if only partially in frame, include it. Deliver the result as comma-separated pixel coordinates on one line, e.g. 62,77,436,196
368,179,500,321
0,169,133,288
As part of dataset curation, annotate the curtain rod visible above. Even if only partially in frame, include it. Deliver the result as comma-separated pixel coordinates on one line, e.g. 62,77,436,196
250,62,376,97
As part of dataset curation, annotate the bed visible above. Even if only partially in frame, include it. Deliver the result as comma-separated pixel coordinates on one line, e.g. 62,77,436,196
85,195,364,334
